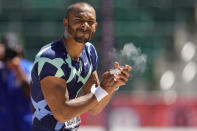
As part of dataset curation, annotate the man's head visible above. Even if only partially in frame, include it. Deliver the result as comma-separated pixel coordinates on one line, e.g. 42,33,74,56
63,2,98,44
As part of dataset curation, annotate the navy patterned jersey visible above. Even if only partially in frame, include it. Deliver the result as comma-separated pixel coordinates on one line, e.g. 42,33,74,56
30,40,98,130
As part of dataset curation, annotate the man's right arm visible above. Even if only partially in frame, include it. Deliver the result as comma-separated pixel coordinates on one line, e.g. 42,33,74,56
41,76,98,123
40,74,116,123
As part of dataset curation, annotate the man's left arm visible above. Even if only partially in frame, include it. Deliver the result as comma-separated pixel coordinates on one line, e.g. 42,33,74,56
82,71,114,115
82,63,132,115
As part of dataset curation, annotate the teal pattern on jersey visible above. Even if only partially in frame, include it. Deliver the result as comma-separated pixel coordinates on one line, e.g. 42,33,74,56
65,53,92,84
30,40,98,130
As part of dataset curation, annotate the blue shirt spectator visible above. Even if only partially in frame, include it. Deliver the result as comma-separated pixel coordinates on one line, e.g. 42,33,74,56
0,59,33,131
0,32,33,131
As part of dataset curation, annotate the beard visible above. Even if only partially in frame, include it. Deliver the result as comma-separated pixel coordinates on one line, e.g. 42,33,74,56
67,24,94,44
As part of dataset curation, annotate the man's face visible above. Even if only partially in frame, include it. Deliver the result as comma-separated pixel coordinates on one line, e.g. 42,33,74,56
64,7,97,43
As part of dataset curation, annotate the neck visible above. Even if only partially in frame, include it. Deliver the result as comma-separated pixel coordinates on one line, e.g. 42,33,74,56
63,35,85,61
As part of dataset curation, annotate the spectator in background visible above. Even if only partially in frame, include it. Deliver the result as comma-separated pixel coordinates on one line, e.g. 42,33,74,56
0,32,32,131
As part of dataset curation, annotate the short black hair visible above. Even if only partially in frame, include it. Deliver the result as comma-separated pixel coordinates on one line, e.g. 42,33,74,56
65,2,94,18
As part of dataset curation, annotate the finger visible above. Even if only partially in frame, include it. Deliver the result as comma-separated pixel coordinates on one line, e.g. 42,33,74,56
101,72,110,81
120,68,130,78
102,73,116,84
125,65,132,72
113,78,126,87
117,74,129,82
101,71,111,78
114,61,119,68
108,74,116,83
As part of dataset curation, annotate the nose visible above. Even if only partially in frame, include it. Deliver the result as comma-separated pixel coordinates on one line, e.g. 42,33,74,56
81,21,89,31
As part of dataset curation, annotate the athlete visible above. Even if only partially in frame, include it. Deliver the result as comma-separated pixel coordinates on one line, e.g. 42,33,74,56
30,2,131,131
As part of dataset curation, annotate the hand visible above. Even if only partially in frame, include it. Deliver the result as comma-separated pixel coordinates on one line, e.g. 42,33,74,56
100,62,132,93
6,56,21,71
100,71,118,94
112,61,132,89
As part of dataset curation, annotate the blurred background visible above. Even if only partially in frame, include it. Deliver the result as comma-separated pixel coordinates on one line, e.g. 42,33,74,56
0,0,197,131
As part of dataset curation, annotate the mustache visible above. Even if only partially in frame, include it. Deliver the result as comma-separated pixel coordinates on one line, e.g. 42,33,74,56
76,28,91,34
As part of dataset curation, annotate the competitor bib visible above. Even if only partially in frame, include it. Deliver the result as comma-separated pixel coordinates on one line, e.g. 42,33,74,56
64,116,81,129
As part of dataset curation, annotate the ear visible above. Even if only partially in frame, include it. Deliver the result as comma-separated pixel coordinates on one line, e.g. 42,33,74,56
63,18,68,30
94,22,98,32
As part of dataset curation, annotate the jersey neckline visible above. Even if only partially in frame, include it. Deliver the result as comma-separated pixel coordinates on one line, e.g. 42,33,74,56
58,39,87,64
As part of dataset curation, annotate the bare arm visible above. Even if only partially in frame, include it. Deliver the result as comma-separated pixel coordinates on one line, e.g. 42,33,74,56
83,62,132,115
82,71,114,115
40,72,117,123
14,66,30,99
41,62,131,123
6,57,30,99
41,76,98,123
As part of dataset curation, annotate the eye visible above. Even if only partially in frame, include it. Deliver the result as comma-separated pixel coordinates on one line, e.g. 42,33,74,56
74,19,82,24
88,21,95,25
